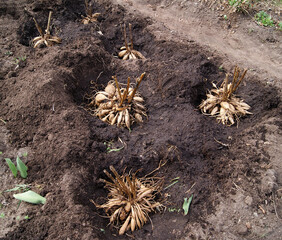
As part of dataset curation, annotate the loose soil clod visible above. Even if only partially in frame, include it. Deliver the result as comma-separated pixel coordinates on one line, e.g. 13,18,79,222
118,23,145,60
87,73,147,130
92,166,164,235
199,66,252,125
32,11,62,48
81,0,101,24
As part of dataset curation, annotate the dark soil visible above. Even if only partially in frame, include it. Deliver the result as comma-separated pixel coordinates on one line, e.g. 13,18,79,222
0,0,281,240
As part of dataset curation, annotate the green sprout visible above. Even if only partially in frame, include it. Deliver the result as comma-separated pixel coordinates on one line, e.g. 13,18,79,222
5,156,28,178
5,51,13,56
183,195,193,216
14,56,27,65
168,208,181,213
104,141,124,153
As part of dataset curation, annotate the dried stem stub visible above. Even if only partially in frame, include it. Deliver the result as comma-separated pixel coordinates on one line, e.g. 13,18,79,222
81,0,100,24
118,23,145,60
87,72,147,130
199,66,252,126
32,11,62,48
93,166,164,235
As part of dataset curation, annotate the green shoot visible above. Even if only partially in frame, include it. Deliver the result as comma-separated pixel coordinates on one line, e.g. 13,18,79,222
168,207,181,213
24,215,31,220
14,56,27,65
104,142,124,153
0,213,5,218
5,51,13,56
5,158,17,177
183,194,193,216
4,156,28,178
16,156,28,178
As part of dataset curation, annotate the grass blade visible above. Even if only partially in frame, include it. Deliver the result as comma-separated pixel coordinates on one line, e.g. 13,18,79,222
5,158,17,177
16,156,28,178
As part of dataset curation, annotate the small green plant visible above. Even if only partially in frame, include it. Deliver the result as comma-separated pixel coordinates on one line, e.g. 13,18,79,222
228,0,250,13
24,215,31,220
5,51,13,56
255,11,275,27
0,213,5,218
5,156,28,178
14,56,26,65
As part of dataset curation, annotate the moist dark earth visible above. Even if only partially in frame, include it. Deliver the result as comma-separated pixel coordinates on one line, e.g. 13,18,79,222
0,0,281,240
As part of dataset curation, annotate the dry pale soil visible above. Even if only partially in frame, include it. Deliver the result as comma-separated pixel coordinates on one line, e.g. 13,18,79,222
0,0,281,239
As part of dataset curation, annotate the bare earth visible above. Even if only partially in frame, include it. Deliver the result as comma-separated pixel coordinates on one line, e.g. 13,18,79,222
0,0,281,239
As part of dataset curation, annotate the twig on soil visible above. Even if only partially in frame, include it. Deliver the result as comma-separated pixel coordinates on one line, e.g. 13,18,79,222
258,205,266,214
185,182,196,194
272,192,281,219
214,137,230,147
232,181,242,191
0,118,7,124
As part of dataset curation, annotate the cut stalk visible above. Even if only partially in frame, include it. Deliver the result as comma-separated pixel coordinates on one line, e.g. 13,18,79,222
46,11,52,36
128,72,145,103
222,74,229,101
110,166,131,196
113,76,122,101
126,175,133,201
122,24,129,51
229,66,239,97
233,69,247,92
129,23,133,50
33,18,44,37
119,77,131,107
